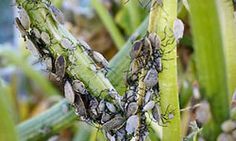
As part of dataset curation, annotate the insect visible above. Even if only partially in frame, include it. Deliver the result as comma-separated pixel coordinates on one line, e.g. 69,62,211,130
173,19,184,43
74,94,87,119
101,112,112,123
72,80,88,95
126,102,138,117
154,57,162,72
61,38,75,50
64,81,75,104
105,132,115,141
130,39,144,60
55,55,66,79
90,51,110,73
40,31,51,45
97,100,105,113
148,32,161,50
31,28,41,39
77,38,92,51
18,7,30,30
102,115,125,131
115,128,126,141
48,5,65,24
125,115,139,135
25,39,40,58
15,17,28,40
143,68,158,88
144,90,152,103
142,100,155,112
106,102,117,113
89,98,99,116
151,104,161,122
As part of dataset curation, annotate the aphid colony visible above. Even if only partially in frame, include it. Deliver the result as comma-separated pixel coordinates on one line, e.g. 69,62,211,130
15,1,178,140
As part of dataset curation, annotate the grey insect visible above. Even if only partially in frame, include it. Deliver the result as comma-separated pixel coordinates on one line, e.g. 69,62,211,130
142,100,155,112
144,90,152,103
74,93,87,118
106,102,117,113
130,39,144,59
18,7,30,30
152,104,161,122
143,68,158,88
64,81,75,104
101,112,112,123
148,32,161,49
72,80,88,95
91,51,109,70
77,38,92,51
43,57,53,71
129,59,139,75
125,115,139,135
25,39,40,58
49,5,65,24
61,38,75,50
126,102,138,117
41,31,51,45
55,55,66,79
173,19,184,43
115,128,126,141
106,132,115,141
143,37,153,56
97,100,105,113
221,120,236,133
31,28,41,39
89,98,99,116
15,17,27,40
102,115,125,131
154,57,162,72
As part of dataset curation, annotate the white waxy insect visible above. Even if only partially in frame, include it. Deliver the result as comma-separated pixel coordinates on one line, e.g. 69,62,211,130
31,28,41,39
143,68,158,88
106,132,115,141
103,115,125,131
125,115,139,135
64,81,75,104
25,39,40,57
148,32,161,49
61,38,75,50
97,100,105,113
41,32,51,45
72,80,88,94
173,19,184,42
126,102,138,117
92,51,109,68
221,120,236,133
49,5,65,24
143,100,155,112
101,112,111,123
106,102,116,113
152,104,161,122
55,55,66,79
18,7,30,30
144,90,152,103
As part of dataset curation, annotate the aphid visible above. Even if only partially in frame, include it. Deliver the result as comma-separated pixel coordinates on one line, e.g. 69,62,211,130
77,38,92,51
154,57,162,72
151,104,161,122
101,112,112,123
143,37,153,56
72,80,88,95
126,102,138,117
102,115,125,131
173,19,184,42
64,81,75,104
25,39,40,58
221,120,236,133
143,68,158,88
129,59,140,75
195,101,211,124
61,38,75,50
106,102,117,113
142,100,155,112
91,51,109,70
148,32,161,49
41,31,51,45
144,90,152,103
116,128,126,141
130,39,143,59
18,7,30,30
15,17,27,40
217,133,234,141
49,5,65,24
106,132,115,141
125,115,139,135
74,94,87,118
55,55,66,79
97,100,105,113
89,98,99,116
31,28,41,39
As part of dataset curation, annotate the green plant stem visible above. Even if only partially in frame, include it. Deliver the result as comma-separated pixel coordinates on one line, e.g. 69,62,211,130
188,0,230,140
148,0,181,140
17,99,76,141
217,0,236,99
91,0,125,49
0,82,18,141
